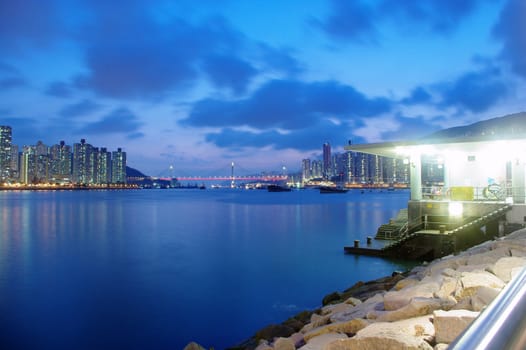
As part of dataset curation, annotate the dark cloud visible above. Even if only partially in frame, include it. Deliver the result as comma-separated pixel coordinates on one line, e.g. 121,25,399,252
257,44,304,77
438,67,509,113
1,117,43,145
0,62,27,90
201,54,258,94
0,0,62,50
379,0,487,34
77,108,143,136
493,0,526,79
205,119,358,151
401,87,433,105
45,81,74,98
74,2,250,99
0,77,27,89
181,79,391,130
381,114,442,141
315,0,491,43
59,99,104,118
313,0,378,43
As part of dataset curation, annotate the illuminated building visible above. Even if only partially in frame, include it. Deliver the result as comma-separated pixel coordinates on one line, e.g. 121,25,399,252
0,126,12,180
322,142,331,179
50,141,72,183
111,148,126,184
20,145,36,184
94,147,111,184
73,139,93,184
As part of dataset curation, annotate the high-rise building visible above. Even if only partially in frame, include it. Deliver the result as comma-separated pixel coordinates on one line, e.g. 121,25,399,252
73,139,93,184
323,142,331,179
34,141,50,183
94,147,111,184
20,145,36,184
0,126,12,181
111,148,126,184
50,141,72,182
301,159,311,182
10,144,19,180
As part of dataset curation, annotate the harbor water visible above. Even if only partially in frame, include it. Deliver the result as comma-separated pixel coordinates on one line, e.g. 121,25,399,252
0,188,414,349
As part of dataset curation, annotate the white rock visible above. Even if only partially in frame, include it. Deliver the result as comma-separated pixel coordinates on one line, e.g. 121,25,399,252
433,309,479,344
489,256,526,282
298,333,348,350
376,297,454,322
183,342,206,350
330,293,384,323
470,285,501,311
457,271,505,299
273,337,295,350
384,280,440,311
325,316,434,350
303,318,369,342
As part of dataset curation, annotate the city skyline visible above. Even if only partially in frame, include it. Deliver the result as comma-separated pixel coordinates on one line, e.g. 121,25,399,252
1,0,525,176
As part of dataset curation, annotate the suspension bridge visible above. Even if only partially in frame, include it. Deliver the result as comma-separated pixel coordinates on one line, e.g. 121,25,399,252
153,162,289,183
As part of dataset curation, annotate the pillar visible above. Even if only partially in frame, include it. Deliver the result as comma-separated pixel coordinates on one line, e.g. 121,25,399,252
410,154,422,201
512,159,525,204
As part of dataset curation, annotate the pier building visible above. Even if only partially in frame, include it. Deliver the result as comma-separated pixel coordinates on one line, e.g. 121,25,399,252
344,128,526,260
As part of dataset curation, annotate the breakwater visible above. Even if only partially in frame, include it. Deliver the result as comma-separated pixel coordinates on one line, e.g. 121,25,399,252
187,227,526,349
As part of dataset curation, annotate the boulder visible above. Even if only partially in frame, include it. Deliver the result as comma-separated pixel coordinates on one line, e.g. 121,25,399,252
303,318,369,342
488,256,526,282
433,309,479,344
470,285,501,311
330,293,384,323
183,342,206,350
376,297,454,322
325,316,434,350
273,337,295,350
384,280,440,311
456,271,505,300
298,333,348,350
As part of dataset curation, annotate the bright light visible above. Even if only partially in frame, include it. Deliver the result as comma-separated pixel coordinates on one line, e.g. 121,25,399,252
448,202,463,217
505,197,514,204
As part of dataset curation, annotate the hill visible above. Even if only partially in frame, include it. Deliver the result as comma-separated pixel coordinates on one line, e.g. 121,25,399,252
126,166,148,178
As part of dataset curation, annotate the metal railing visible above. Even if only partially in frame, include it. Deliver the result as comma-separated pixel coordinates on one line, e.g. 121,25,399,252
449,266,526,349
421,185,526,202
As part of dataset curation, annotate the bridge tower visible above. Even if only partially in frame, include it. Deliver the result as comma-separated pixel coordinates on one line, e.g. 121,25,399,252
230,162,235,188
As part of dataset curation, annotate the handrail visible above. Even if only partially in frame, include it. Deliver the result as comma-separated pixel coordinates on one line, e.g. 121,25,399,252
449,266,526,349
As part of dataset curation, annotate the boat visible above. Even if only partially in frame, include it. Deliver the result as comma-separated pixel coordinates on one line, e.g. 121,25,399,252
319,186,348,194
267,184,292,192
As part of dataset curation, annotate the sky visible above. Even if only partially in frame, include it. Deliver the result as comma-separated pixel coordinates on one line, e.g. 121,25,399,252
1,0,525,177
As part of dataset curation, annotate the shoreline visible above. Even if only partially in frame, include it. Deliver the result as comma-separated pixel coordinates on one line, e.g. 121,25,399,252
187,228,526,349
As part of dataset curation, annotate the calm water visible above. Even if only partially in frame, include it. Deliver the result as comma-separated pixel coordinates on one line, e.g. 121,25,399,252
0,188,413,349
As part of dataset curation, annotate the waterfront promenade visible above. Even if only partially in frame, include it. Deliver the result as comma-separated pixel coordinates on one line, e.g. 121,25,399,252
189,228,526,349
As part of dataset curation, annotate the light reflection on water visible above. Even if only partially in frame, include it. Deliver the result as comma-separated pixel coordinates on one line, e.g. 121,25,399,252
0,189,414,349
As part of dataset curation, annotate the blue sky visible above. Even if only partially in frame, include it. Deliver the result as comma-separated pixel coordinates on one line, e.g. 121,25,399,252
1,0,525,176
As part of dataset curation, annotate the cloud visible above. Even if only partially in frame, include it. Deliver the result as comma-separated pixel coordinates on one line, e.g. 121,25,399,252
493,0,526,79
0,62,27,90
181,79,392,130
77,108,143,136
205,119,359,151
401,87,433,105
257,44,304,77
0,0,62,50
74,3,249,99
438,67,509,113
314,0,491,43
45,81,74,98
312,0,378,43
379,0,488,34
59,99,104,118
200,54,258,94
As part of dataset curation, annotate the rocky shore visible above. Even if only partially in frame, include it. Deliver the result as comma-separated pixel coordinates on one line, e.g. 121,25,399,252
186,228,526,350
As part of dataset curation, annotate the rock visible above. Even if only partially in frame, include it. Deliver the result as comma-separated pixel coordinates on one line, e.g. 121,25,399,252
470,285,501,311
255,324,295,342
393,276,420,291
330,293,384,323
465,246,511,266
303,318,369,342
321,302,354,317
183,342,206,350
434,344,449,350
434,276,459,301
273,337,295,350
376,297,453,322
325,316,434,350
322,291,342,306
289,333,305,348
456,271,505,300
309,313,330,328
488,256,526,282
298,333,348,350
255,341,273,350
433,309,479,344
384,280,440,311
